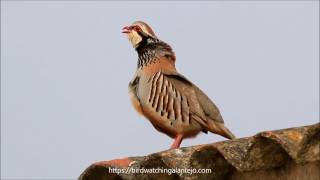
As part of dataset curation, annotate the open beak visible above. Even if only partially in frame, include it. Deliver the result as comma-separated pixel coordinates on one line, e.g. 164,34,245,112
122,26,131,34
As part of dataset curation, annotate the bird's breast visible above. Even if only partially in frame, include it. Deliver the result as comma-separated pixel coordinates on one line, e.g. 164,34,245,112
139,57,176,76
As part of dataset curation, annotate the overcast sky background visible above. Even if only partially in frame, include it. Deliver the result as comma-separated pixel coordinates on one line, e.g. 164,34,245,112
1,1,319,179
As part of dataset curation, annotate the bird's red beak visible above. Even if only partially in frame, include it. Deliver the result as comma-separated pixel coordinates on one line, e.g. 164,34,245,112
122,26,131,34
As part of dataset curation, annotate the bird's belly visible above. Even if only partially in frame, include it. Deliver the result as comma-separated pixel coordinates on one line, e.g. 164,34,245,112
141,103,202,138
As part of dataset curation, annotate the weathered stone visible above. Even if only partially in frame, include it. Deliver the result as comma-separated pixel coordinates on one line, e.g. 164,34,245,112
79,123,320,180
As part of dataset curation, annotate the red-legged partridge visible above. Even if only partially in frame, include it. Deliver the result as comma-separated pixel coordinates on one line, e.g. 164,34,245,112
122,21,236,149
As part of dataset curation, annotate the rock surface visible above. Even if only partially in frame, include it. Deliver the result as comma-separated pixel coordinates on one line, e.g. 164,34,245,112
79,123,320,180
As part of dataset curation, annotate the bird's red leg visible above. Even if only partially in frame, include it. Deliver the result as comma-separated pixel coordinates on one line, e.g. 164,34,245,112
170,134,184,149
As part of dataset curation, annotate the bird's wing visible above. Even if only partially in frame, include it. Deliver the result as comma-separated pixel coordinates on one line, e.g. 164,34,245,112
139,70,235,139
145,71,209,127
164,72,224,123
192,85,224,123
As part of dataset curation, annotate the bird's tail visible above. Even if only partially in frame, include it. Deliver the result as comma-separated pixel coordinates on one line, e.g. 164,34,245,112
208,122,236,140
218,123,236,140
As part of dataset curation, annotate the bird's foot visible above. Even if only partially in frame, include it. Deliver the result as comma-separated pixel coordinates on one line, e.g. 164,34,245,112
170,134,184,149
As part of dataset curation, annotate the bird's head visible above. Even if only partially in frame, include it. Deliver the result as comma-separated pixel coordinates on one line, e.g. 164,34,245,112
122,21,157,48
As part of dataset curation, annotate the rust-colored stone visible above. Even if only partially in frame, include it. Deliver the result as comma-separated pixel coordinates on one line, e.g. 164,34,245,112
94,158,132,168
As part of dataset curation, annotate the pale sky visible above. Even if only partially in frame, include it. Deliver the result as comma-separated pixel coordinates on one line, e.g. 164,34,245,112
1,1,319,179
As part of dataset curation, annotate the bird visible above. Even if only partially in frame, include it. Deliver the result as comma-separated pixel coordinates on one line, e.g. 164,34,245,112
122,21,236,149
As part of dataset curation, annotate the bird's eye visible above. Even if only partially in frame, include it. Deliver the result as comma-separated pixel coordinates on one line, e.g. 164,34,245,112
133,26,142,31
